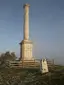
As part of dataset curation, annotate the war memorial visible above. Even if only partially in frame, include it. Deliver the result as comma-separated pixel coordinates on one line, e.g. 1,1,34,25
19,4,33,60
6,3,51,74
0,2,64,85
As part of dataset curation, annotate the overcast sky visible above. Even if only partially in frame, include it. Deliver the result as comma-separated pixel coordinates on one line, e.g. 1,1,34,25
0,0,64,64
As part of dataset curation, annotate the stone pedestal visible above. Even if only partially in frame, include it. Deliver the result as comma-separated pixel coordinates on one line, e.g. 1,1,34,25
20,40,33,60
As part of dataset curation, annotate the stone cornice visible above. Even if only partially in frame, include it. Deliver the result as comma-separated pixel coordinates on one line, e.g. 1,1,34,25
20,40,33,45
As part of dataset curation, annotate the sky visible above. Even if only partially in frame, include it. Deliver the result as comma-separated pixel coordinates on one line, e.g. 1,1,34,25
0,0,64,65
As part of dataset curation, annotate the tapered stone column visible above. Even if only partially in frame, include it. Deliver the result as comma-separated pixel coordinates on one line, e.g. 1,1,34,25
23,4,30,40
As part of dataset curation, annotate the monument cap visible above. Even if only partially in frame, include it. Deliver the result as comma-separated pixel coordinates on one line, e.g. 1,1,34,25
23,3,30,8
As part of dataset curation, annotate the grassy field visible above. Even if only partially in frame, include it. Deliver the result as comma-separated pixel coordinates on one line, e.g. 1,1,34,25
0,65,64,85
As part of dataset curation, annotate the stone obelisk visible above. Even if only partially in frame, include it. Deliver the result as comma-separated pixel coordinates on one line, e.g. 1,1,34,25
20,4,33,60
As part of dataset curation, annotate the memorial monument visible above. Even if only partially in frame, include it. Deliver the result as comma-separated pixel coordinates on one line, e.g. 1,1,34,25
20,4,33,60
40,59,49,73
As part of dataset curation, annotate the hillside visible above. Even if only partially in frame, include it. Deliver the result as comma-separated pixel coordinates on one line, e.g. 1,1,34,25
0,65,64,85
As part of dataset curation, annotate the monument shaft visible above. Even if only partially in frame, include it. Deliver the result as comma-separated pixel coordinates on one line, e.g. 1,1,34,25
24,4,30,40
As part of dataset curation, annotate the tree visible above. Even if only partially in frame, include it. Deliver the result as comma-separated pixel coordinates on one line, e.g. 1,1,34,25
10,52,16,60
0,51,16,67
0,51,16,61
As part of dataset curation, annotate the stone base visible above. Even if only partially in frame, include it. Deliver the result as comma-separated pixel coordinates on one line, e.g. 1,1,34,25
20,40,33,60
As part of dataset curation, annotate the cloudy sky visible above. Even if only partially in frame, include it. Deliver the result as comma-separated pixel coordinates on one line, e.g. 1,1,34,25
0,0,64,64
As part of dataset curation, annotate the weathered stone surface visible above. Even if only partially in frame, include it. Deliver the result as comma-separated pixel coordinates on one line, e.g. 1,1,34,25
20,40,33,60
40,59,49,73
20,4,33,60
23,4,30,40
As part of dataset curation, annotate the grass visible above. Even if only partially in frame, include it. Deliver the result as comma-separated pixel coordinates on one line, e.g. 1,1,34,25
0,65,64,85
